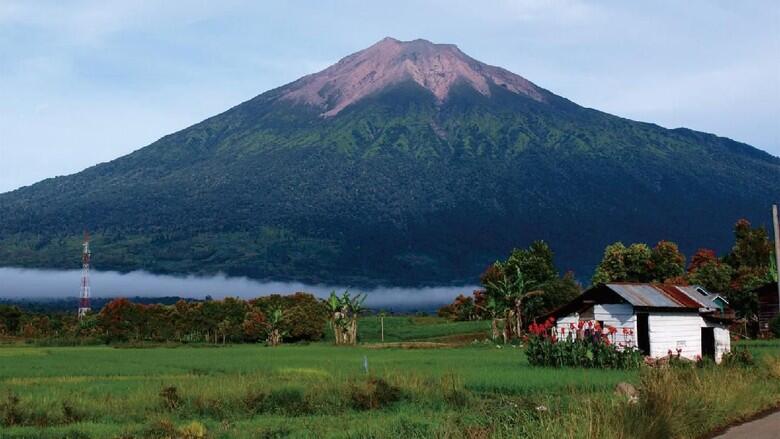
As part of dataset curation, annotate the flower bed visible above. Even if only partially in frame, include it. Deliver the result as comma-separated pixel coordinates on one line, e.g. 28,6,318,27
526,318,643,369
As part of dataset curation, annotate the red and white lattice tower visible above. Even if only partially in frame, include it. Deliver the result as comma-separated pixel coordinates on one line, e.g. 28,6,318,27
77,232,92,319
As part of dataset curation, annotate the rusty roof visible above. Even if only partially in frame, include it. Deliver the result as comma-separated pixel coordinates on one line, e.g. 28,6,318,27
604,283,720,310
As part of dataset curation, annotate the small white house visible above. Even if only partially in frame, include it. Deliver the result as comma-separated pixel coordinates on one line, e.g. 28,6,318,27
546,283,732,363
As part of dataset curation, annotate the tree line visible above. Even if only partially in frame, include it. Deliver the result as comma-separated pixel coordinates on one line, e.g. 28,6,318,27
0,290,375,347
439,218,777,338
0,293,327,345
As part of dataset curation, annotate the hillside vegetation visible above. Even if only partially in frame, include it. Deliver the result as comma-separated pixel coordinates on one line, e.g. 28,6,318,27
1,39,778,286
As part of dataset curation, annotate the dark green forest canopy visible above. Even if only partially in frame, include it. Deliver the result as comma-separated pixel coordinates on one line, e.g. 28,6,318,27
0,79,778,286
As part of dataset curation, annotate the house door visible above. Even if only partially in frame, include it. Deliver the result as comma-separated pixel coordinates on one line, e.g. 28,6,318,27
636,313,650,355
701,328,715,361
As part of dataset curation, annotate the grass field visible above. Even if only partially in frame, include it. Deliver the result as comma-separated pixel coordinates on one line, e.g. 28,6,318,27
1,319,779,438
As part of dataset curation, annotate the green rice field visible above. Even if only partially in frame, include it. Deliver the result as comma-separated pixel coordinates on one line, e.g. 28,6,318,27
1,320,779,438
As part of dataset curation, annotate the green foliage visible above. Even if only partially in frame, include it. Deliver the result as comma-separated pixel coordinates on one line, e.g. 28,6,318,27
727,219,773,270
250,293,328,342
326,290,366,345
0,294,328,345
721,346,755,368
687,248,733,293
526,320,643,369
650,241,686,281
0,305,22,334
593,241,685,284
349,377,401,410
526,336,643,369
770,314,780,338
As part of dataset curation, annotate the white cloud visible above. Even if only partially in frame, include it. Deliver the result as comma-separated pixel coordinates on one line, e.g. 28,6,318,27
0,267,474,310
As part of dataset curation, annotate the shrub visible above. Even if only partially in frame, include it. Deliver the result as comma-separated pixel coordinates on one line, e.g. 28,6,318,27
0,392,22,427
770,314,780,338
250,293,328,342
721,346,754,368
526,318,642,369
159,386,182,411
61,401,84,423
440,373,469,407
349,377,401,410
242,389,268,413
139,417,178,439
266,388,311,416
179,421,208,439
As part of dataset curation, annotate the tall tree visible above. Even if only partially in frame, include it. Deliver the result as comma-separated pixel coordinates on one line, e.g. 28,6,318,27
486,266,543,341
593,241,684,284
687,248,733,294
650,241,686,282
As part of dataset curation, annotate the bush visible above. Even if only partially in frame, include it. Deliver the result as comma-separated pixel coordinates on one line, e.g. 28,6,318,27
159,386,182,411
0,392,22,427
349,377,401,410
526,318,643,369
250,293,328,342
266,388,311,416
770,314,780,338
721,346,754,368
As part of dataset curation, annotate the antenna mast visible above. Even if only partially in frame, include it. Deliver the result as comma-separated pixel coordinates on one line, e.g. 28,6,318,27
78,231,92,319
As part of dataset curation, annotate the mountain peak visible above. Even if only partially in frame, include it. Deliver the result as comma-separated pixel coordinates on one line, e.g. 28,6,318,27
281,37,546,116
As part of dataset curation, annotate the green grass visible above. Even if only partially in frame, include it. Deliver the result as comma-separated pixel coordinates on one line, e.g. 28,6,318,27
325,316,492,343
0,328,779,438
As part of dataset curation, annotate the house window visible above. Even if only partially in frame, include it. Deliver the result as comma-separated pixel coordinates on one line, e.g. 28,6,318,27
696,287,709,297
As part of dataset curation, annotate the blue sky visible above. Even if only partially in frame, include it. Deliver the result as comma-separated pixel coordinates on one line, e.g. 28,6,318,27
1,0,778,193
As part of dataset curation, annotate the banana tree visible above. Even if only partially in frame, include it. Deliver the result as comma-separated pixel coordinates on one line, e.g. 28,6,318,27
487,266,544,341
327,290,366,345
265,308,285,347
475,296,503,341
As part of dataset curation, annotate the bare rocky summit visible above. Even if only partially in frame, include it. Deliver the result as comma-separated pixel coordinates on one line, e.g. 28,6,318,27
281,37,546,116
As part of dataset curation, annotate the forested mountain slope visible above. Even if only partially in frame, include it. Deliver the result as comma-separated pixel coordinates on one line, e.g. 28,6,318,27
1,38,778,286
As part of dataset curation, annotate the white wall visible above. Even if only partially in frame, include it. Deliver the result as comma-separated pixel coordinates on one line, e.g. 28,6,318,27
647,312,704,359
555,304,636,346
708,323,731,363
647,312,731,362
557,307,731,363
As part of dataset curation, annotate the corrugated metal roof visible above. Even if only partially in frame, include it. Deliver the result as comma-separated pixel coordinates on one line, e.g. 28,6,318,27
674,285,724,310
605,283,682,307
604,283,720,310
540,283,726,322
656,284,702,308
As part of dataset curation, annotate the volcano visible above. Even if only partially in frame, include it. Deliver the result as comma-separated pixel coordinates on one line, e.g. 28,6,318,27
1,37,778,286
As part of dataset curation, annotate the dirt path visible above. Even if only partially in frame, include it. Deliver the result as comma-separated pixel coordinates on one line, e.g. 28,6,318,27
714,411,780,439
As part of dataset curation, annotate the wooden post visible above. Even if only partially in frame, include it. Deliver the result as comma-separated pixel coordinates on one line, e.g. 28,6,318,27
773,204,780,312
380,315,384,342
